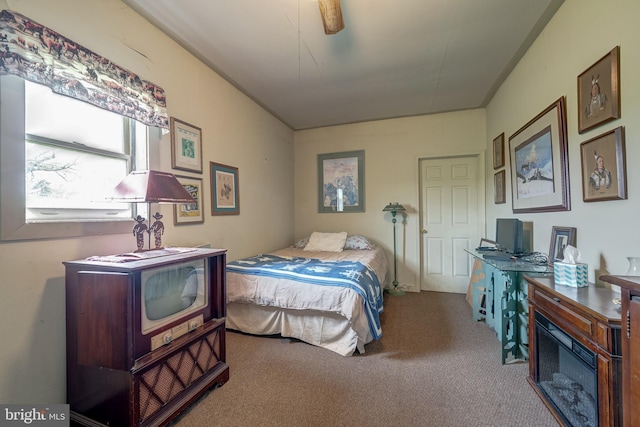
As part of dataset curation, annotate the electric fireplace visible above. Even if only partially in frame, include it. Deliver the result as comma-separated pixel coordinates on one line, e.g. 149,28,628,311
526,276,622,427
534,311,598,426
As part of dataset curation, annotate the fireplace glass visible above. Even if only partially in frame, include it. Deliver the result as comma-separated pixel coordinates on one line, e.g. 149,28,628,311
534,311,597,427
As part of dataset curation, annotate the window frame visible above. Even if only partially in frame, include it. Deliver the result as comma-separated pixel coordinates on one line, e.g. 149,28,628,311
0,76,160,241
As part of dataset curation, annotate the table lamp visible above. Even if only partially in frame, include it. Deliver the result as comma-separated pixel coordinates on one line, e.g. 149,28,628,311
110,170,195,251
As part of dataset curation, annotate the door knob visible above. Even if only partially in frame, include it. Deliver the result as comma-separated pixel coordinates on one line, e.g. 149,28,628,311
421,229,428,234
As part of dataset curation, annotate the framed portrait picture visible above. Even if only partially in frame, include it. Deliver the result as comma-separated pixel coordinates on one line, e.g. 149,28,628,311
508,97,570,213
580,126,627,202
173,175,204,225
577,46,620,134
171,117,203,173
210,162,239,215
494,170,506,204
549,226,577,264
317,150,365,213
493,133,505,169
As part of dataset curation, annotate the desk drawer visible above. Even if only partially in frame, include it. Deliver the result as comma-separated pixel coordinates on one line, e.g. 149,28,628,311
531,287,594,339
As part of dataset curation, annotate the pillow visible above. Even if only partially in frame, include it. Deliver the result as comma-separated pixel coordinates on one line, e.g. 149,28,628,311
303,231,348,252
344,235,375,250
293,236,309,249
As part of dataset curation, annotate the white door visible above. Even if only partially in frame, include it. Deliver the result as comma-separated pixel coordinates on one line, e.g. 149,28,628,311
420,155,482,293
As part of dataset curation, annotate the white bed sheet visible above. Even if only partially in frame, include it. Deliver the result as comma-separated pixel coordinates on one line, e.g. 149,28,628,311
226,246,388,356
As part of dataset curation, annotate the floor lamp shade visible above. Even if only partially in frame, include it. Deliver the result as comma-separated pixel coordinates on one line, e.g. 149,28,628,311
383,203,405,295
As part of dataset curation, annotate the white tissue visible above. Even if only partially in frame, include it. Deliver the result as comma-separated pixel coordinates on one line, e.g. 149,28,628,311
561,245,581,264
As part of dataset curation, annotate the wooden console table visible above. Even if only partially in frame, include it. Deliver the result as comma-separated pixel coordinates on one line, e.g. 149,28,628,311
467,250,552,364
526,275,622,427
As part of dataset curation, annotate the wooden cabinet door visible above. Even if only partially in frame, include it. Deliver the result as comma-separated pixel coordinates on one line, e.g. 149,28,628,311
625,295,640,426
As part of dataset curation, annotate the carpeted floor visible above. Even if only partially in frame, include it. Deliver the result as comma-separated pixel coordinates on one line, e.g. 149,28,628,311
171,291,559,427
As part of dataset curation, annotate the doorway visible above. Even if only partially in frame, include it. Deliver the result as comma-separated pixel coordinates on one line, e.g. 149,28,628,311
419,155,484,293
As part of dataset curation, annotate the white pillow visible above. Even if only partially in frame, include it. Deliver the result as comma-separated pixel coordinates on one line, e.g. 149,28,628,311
303,231,348,252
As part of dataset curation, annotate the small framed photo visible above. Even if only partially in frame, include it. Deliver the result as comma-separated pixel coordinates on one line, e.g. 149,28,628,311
577,46,620,134
210,162,239,215
580,126,626,202
173,175,204,225
549,226,577,264
493,133,505,169
171,117,203,173
494,170,506,204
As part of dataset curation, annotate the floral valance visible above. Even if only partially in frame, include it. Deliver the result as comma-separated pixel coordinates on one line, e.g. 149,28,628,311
0,10,168,129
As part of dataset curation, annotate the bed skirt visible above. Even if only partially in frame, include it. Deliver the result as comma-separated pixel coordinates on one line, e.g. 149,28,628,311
226,302,373,356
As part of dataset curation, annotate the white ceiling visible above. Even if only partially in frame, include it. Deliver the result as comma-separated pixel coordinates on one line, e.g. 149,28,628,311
123,0,564,130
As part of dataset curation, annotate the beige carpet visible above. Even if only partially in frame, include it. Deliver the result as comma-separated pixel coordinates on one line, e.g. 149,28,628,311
171,291,559,427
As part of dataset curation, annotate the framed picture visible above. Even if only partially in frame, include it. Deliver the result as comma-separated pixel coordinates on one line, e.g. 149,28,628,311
580,126,627,202
548,226,577,264
317,150,365,213
493,133,505,169
171,117,203,173
173,175,204,225
210,162,239,215
577,46,620,134
494,170,506,204
508,97,570,213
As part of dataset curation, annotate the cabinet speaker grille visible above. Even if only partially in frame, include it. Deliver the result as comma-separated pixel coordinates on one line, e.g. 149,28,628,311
138,328,222,423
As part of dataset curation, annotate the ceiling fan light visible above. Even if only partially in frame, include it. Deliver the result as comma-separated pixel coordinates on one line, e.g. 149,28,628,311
318,0,345,35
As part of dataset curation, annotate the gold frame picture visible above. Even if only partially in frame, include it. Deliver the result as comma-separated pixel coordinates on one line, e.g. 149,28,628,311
577,46,620,134
173,175,204,225
579,126,627,202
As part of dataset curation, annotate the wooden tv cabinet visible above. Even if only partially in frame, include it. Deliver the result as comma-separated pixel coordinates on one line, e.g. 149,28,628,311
525,276,622,426
64,248,229,427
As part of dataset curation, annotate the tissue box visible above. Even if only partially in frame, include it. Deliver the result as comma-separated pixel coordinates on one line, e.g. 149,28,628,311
554,262,588,287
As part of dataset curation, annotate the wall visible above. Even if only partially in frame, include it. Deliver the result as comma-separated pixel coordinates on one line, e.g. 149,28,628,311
0,0,293,403
293,110,487,292
485,0,640,283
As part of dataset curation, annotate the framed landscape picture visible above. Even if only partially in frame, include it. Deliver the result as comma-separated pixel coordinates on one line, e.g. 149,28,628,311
508,97,570,213
173,175,204,225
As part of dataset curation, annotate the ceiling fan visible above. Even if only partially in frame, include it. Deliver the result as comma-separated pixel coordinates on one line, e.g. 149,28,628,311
318,0,344,34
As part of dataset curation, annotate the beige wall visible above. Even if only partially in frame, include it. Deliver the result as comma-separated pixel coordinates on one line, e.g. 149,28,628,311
4,0,640,405
486,0,640,282
0,0,293,403
293,110,487,292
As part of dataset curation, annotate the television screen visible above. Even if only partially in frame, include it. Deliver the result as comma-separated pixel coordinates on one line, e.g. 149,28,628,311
141,259,207,333
496,218,523,254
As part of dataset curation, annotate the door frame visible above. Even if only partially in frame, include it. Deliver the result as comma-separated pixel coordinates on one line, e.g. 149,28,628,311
417,151,487,291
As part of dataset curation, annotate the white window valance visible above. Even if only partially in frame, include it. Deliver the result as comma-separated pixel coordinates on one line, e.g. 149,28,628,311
0,10,169,129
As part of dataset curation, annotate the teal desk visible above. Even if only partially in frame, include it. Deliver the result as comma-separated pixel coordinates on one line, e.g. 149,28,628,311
466,250,552,364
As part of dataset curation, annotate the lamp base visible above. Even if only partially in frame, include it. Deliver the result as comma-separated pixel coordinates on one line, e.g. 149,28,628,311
385,287,405,296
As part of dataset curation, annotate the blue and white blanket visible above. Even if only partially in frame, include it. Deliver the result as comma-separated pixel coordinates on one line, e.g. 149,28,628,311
227,254,384,339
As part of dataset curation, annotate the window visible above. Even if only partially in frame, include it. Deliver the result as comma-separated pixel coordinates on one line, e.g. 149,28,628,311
1,76,159,241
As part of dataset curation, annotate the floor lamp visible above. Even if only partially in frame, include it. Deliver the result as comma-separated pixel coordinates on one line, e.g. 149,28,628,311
383,202,406,296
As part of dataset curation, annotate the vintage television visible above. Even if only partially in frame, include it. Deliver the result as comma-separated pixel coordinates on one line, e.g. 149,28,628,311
64,247,229,427
495,218,524,255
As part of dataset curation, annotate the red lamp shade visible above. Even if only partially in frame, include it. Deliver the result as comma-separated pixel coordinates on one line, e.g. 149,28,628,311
111,170,195,204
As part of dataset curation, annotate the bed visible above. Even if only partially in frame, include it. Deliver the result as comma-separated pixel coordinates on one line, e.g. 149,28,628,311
225,233,389,356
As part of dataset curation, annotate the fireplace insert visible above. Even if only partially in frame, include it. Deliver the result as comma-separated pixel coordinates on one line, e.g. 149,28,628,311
534,311,598,427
